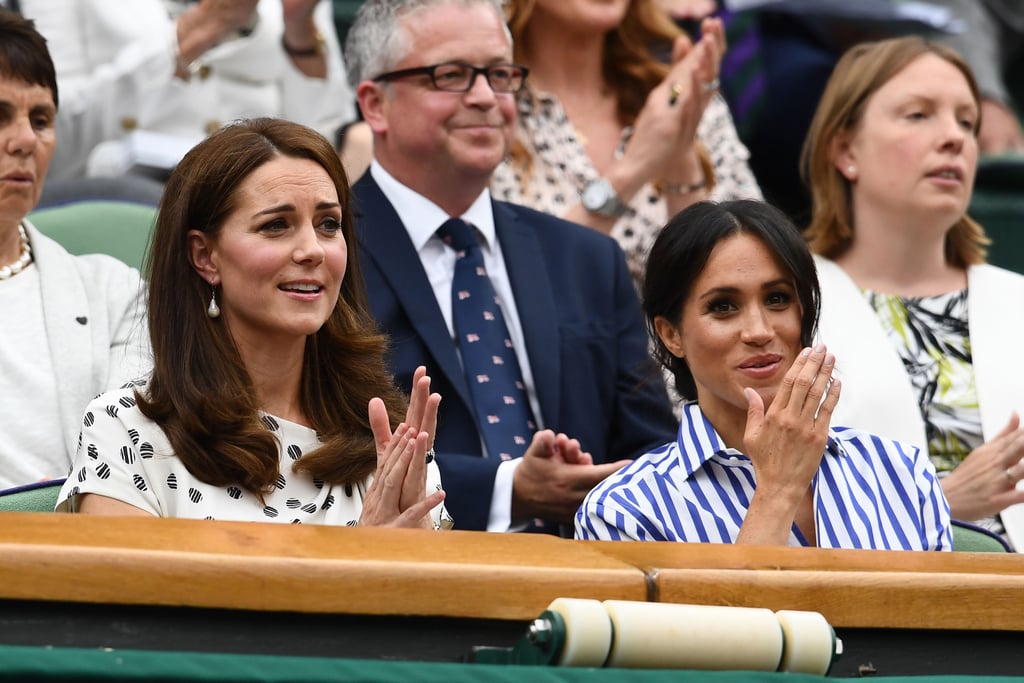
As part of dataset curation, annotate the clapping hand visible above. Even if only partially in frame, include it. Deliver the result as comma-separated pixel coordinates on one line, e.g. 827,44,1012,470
736,344,841,545
359,367,445,528
511,430,631,524
940,412,1024,521
621,17,726,194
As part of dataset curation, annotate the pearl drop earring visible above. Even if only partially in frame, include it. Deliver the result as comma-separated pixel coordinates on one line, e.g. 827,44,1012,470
207,286,220,319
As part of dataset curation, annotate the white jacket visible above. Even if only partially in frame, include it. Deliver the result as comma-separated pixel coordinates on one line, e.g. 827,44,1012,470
816,256,1024,548
23,0,354,179
26,220,151,467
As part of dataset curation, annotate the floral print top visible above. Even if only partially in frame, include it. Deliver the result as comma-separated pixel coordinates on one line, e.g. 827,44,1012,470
491,87,762,288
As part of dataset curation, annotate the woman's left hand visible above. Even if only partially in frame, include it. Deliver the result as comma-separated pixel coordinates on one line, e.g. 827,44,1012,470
744,345,841,490
360,366,445,528
735,345,841,545
940,413,1024,521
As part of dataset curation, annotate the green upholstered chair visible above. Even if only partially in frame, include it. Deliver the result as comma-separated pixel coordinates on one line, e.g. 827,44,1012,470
950,518,1012,553
969,154,1024,276
27,200,157,272
0,479,65,513
333,0,363,44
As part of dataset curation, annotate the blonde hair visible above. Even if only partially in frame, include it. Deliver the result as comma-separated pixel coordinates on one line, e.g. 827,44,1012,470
801,36,988,267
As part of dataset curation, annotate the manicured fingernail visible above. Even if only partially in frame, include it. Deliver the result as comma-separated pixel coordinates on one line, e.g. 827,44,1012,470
814,343,825,353
824,353,835,366
800,347,811,357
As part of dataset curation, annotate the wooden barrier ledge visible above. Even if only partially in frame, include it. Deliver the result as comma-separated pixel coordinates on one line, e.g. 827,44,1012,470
3,515,1024,674
0,513,646,620
4,513,1024,631
586,541,1024,631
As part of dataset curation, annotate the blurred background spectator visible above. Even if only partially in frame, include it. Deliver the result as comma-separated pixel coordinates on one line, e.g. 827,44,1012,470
20,0,355,186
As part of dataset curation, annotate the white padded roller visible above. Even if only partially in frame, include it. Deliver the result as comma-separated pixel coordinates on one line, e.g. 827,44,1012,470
601,601,785,670
546,598,613,667
775,609,839,675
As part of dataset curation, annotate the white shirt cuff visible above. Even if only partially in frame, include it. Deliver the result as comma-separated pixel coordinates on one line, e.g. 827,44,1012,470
486,458,528,532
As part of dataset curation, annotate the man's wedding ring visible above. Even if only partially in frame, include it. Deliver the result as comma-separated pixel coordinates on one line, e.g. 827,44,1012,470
668,82,683,105
702,77,720,93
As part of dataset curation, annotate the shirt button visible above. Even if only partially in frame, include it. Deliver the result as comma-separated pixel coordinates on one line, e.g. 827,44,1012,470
120,116,138,132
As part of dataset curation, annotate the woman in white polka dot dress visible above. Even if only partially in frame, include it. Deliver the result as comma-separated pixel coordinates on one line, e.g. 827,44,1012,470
58,118,452,530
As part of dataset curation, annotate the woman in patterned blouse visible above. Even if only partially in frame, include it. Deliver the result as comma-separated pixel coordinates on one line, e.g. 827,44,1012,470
58,118,452,530
491,0,761,287
803,36,1024,545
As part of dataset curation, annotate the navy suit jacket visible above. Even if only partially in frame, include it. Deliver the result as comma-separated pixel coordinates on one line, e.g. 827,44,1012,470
352,172,677,531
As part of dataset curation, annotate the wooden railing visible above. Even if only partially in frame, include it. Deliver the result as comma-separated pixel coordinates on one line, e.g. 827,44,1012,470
1,513,1022,630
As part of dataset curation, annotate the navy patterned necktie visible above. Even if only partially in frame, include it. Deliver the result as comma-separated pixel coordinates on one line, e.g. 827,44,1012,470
437,218,535,460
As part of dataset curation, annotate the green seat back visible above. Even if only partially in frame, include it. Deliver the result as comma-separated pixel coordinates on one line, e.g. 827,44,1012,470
970,154,1024,275
950,519,1011,552
333,0,363,44
0,479,65,513
28,200,157,272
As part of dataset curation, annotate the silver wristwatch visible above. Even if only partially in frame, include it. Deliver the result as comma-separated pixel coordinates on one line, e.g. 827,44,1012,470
581,177,627,218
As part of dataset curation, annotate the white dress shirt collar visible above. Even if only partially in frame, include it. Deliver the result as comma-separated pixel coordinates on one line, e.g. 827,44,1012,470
369,160,496,250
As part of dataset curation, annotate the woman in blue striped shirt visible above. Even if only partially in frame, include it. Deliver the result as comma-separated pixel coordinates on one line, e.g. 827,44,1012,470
576,200,951,549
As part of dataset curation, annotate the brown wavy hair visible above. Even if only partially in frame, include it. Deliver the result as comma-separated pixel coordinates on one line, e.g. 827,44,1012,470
505,0,681,175
801,36,988,267
139,118,405,496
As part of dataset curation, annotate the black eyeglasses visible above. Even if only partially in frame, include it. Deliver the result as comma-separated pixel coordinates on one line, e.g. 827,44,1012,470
372,61,529,93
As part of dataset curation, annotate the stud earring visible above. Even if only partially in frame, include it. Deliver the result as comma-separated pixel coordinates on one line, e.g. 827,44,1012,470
847,165,856,175
207,285,220,319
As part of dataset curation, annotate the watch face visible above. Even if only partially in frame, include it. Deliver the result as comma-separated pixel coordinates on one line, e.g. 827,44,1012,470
582,179,610,211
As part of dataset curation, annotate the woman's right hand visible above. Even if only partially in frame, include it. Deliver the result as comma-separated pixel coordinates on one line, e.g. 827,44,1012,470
359,367,445,528
940,413,1024,521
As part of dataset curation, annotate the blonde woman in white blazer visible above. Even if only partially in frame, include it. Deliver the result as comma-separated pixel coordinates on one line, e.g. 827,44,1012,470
0,12,148,488
802,36,1024,549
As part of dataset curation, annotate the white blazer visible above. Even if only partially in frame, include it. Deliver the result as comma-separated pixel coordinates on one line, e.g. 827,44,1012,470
816,256,1024,549
22,0,354,179
26,220,151,467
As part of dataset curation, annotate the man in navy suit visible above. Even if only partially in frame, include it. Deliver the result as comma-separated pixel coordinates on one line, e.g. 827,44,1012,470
344,0,677,532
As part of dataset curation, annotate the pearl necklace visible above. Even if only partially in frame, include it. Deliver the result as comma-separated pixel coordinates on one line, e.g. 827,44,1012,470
0,224,32,280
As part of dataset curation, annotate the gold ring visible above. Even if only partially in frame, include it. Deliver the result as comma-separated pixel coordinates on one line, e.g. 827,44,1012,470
668,83,683,105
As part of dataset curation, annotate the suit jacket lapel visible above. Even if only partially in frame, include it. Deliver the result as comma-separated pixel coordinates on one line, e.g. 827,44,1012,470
353,174,472,407
494,201,561,427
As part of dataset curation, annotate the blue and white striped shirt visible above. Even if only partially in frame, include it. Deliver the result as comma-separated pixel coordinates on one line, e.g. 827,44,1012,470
576,403,951,550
